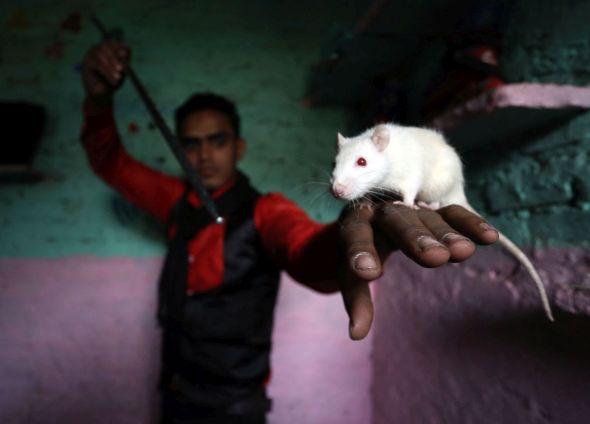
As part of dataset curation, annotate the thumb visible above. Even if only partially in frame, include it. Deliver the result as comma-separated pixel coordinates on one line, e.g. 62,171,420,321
341,273,374,340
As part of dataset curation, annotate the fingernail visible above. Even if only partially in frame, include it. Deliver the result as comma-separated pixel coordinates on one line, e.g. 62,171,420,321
441,233,472,244
349,320,356,338
352,252,377,271
417,235,445,252
480,223,497,233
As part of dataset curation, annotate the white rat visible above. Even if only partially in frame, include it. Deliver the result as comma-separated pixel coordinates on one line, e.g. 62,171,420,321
330,123,554,321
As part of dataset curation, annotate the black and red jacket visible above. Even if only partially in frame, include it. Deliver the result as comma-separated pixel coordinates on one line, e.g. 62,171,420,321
80,105,341,407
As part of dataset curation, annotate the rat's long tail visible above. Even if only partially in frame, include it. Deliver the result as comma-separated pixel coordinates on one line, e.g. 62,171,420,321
451,196,554,321
496,232,554,321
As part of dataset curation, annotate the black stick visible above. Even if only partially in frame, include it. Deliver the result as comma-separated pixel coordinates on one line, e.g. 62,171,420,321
90,15,224,224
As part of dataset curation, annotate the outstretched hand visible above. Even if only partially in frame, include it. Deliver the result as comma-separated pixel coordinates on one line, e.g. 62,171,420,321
338,202,499,340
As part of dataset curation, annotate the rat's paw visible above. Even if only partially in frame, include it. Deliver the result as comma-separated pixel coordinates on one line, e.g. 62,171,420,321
417,201,441,210
359,201,374,211
393,200,419,210
349,199,374,211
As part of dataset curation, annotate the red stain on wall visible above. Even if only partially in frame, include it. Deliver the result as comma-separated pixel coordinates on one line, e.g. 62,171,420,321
61,12,82,33
44,41,64,60
128,122,140,134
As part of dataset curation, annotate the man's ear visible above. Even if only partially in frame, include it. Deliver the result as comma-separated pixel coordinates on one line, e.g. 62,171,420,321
236,138,246,160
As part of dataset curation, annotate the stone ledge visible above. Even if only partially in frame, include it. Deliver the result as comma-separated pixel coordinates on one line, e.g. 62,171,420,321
430,83,590,151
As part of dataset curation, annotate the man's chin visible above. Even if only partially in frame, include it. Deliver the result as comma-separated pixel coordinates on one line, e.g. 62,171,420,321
201,176,226,192
198,170,237,192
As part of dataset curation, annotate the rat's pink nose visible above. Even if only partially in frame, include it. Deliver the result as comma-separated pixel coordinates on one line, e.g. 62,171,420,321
331,183,346,198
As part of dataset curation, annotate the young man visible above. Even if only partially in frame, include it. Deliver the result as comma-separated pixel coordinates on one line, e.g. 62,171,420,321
81,40,498,424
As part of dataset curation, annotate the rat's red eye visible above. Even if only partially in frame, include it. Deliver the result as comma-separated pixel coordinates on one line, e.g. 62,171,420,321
357,157,367,166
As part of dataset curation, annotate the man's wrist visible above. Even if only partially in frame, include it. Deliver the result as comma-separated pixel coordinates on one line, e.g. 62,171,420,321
84,94,114,116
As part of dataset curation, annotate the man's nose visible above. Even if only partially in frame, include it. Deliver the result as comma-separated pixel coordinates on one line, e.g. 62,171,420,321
198,141,213,161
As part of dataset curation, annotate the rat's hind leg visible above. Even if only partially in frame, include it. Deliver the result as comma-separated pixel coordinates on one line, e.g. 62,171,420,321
439,185,469,209
417,200,441,210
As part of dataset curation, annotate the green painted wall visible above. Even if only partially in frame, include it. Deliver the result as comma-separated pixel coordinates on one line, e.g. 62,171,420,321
464,0,590,247
0,1,354,257
2,0,588,257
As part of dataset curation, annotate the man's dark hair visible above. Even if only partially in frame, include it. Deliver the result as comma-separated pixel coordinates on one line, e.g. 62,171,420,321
174,92,241,138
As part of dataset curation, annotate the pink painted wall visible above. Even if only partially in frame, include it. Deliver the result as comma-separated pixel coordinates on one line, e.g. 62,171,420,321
371,247,590,424
0,257,372,424
0,258,162,424
269,278,372,424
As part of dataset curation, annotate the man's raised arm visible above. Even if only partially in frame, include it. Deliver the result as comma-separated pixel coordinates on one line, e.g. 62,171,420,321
80,40,184,223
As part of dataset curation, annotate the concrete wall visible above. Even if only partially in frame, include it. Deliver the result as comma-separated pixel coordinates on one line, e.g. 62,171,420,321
1,0,350,257
463,0,590,247
4,1,590,423
0,1,371,423
372,1,590,423
0,259,372,424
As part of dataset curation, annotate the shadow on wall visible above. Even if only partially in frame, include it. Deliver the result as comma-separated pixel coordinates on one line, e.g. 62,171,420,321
460,112,587,177
443,309,590,368
372,248,590,424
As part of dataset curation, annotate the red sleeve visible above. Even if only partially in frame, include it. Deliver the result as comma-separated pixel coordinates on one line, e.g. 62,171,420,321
80,103,185,222
254,193,342,291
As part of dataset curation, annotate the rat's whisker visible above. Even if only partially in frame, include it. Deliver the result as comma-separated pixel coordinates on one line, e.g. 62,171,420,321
309,188,332,208
307,164,334,181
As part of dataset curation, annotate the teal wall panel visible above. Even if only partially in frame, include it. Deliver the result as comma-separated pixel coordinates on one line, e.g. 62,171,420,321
0,1,353,257
463,0,590,247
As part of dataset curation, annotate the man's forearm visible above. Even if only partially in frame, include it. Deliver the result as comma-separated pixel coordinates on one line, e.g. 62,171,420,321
286,222,344,293
299,277,341,294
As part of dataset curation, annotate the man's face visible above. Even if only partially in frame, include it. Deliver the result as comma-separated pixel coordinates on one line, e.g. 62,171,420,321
178,109,245,191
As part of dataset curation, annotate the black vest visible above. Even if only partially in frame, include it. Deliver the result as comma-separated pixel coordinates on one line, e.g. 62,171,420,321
157,173,280,407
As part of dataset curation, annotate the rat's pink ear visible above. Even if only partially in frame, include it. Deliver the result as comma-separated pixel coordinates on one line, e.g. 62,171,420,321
337,132,347,148
371,125,390,151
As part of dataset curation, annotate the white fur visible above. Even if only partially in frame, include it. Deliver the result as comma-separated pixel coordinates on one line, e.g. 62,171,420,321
331,123,554,321
332,123,467,206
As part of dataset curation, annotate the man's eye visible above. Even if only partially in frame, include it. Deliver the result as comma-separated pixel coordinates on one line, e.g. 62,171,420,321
209,134,230,147
212,138,229,147
182,139,200,149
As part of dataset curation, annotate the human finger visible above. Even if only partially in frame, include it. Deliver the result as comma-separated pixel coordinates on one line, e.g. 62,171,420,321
339,204,383,281
436,205,499,245
340,270,373,341
96,46,124,86
416,207,476,262
375,202,450,268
